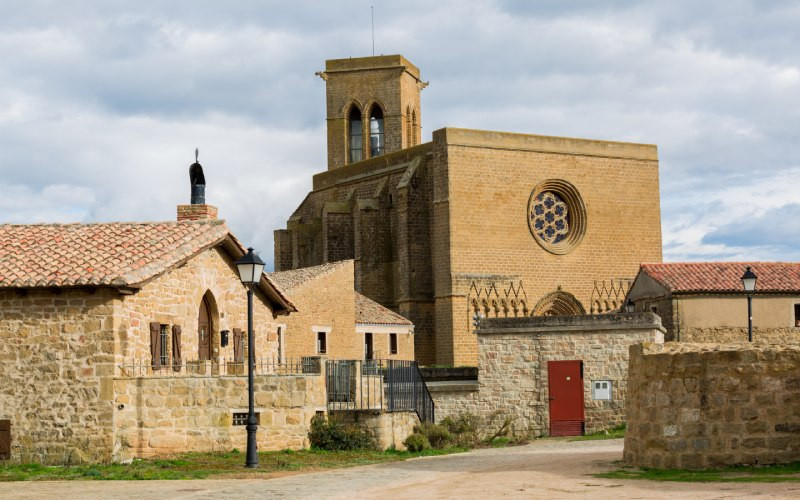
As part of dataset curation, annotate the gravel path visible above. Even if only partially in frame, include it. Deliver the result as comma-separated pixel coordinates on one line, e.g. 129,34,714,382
4,439,800,499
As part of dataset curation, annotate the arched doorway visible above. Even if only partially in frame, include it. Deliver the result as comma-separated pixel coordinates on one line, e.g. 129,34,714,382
198,295,212,360
532,290,587,316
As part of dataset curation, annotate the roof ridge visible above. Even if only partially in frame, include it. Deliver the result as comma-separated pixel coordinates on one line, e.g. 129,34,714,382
0,219,225,228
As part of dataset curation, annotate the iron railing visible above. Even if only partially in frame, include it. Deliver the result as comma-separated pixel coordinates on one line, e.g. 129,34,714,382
118,356,321,377
325,359,435,423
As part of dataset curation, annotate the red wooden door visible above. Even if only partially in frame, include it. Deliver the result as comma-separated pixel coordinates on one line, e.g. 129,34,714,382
198,297,210,361
547,360,584,436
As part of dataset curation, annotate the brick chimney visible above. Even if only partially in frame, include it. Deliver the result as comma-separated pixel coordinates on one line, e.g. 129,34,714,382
177,148,218,221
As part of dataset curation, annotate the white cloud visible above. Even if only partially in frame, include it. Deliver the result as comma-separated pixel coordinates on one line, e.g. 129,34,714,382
0,0,798,269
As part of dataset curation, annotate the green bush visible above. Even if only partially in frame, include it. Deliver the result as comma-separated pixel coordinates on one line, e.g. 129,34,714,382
308,415,375,451
403,433,431,452
441,413,481,447
413,422,453,449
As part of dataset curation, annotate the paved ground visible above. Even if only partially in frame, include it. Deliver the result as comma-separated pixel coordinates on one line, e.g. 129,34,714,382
5,439,800,499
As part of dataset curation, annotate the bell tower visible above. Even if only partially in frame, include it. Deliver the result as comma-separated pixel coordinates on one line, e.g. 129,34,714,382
318,55,426,170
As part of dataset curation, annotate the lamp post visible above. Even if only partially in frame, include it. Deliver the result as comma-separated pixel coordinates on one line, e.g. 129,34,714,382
235,247,265,468
741,266,757,343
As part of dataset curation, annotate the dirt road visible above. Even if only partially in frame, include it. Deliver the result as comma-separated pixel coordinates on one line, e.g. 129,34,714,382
4,439,800,499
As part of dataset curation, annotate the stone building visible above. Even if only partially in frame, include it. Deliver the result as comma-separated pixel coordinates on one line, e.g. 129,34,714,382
275,54,663,366
267,260,414,361
0,163,351,463
626,262,800,342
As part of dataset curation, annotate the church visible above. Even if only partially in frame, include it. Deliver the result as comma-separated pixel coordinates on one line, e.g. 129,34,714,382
275,55,663,366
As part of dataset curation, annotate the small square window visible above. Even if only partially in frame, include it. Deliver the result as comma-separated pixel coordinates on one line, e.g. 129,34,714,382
592,380,612,400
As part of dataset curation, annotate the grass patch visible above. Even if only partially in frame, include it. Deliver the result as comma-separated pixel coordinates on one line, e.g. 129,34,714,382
597,462,800,483
0,447,467,482
569,424,625,441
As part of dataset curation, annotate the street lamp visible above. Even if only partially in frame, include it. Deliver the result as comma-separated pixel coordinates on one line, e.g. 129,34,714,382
625,298,635,313
741,266,757,342
235,247,265,468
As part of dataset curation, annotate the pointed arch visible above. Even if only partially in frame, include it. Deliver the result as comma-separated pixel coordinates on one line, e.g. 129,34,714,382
346,101,364,164
366,101,385,157
411,108,418,146
532,290,587,317
406,105,413,147
198,290,220,361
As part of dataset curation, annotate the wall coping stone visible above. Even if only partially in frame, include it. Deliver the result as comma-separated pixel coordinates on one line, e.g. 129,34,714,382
426,381,479,393
478,312,665,335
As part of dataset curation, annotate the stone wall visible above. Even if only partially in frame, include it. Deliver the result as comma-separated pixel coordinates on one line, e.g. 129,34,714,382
117,245,279,368
422,314,663,436
0,288,117,464
113,372,326,461
427,382,480,424
624,343,800,469
440,127,662,366
335,411,419,451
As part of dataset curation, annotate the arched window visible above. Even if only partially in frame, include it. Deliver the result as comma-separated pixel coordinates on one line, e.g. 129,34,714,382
411,109,417,146
369,106,384,157
405,106,411,147
348,106,362,163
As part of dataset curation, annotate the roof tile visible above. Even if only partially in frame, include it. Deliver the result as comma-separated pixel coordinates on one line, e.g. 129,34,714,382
0,220,228,288
640,262,800,293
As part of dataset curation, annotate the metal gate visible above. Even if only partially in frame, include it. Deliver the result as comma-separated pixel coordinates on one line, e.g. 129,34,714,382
326,360,356,405
547,360,584,436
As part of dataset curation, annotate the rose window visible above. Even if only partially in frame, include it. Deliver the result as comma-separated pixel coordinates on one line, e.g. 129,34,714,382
530,191,569,244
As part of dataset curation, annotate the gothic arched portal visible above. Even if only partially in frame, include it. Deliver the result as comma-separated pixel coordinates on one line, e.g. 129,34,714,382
531,290,586,317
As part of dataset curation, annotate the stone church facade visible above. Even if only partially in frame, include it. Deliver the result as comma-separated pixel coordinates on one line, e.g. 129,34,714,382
275,54,663,366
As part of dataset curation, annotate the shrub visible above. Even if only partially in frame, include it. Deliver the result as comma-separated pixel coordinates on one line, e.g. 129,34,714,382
308,415,375,451
404,433,431,452
442,413,481,447
413,422,453,449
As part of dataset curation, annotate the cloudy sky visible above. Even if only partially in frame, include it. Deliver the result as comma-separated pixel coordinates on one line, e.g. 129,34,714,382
1,0,798,269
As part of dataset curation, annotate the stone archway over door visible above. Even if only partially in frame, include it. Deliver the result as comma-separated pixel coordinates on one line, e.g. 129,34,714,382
199,296,211,360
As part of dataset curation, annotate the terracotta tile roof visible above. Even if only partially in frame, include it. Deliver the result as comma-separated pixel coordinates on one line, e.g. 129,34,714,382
0,221,297,313
640,262,800,294
0,220,229,287
355,292,413,326
267,260,351,292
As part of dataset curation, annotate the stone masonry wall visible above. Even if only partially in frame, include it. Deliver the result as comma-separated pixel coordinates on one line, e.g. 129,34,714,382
116,245,279,369
681,327,800,344
424,314,664,437
624,343,800,469
335,410,419,451
427,382,480,424
0,288,118,464
113,372,326,461
440,128,662,366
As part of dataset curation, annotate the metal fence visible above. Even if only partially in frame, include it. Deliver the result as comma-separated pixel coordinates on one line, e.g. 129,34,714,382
118,356,321,377
325,359,435,423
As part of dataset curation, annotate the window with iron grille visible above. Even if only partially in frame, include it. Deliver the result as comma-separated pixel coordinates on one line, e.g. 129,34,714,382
232,412,260,426
159,324,169,367
389,333,398,355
